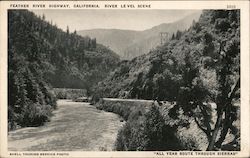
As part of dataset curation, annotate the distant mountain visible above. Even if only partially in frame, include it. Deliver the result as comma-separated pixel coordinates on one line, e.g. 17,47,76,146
78,29,142,59
78,11,202,59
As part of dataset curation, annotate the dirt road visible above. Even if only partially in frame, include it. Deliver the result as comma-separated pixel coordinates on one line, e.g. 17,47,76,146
8,100,124,151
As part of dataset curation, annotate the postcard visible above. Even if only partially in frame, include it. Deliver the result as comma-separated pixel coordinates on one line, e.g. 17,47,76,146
0,0,249,157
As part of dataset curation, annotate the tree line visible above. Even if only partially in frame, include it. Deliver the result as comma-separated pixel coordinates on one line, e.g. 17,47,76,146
8,10,119,130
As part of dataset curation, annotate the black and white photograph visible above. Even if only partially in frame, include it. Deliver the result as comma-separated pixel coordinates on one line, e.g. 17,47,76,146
7,8,241,152
0,1,249,157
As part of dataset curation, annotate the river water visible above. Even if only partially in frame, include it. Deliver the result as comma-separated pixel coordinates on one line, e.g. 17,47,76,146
8,100,124,151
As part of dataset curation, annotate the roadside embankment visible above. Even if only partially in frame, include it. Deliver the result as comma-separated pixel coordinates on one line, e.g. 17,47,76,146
94,98,240,151
94,98,207,150
95,98,154,121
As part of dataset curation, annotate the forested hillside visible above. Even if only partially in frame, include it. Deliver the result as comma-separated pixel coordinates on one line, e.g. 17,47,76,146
8,10,119,130
78,11,201,59
95,10,240,150
96,10,240,101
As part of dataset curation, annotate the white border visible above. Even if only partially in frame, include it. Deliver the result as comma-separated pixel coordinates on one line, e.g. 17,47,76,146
0,1,249,158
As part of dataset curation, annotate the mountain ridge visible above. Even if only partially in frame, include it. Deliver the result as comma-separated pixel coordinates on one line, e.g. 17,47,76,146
78,11,202,59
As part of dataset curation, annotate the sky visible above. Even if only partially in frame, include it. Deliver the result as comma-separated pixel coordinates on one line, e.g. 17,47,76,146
31,10,200,32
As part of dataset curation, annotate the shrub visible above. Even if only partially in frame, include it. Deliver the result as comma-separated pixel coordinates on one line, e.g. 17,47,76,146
91,93,102,104
142,105,183,150
177,133,200,150
115,118,146,151
115,105,183,151
20,102,52,127
8,106,18,131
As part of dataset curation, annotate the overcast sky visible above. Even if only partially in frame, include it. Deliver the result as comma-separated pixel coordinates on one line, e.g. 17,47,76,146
31,10,200,32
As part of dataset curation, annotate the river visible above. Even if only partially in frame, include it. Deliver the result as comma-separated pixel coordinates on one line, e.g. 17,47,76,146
8,100,124,151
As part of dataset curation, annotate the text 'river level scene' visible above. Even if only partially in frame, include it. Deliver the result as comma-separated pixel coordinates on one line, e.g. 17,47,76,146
8,9,240,151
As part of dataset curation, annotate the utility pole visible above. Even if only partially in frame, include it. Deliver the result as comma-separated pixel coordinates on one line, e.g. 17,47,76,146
160,32,169,45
